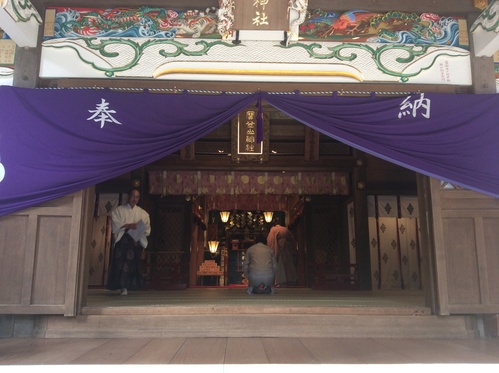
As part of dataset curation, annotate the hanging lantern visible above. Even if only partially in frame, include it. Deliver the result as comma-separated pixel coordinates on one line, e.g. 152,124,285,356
263,211,274,223
220,211,230,223
208,240,219,254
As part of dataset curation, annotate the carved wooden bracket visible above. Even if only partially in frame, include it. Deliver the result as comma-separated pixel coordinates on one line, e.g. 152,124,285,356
0,0,41,48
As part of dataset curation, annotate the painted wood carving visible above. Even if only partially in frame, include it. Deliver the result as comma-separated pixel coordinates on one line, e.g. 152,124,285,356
300,9,467,49
45,7,220,39
44,5,467,49
39,4,472,85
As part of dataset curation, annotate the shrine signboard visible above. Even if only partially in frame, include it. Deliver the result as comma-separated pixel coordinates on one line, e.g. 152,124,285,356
231,109,270,162
233,0,289,31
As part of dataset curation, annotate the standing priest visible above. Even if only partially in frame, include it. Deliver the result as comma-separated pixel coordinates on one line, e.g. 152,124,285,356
108,188,151,296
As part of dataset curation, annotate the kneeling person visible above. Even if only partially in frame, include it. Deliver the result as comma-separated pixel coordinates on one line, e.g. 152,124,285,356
242,235,276,295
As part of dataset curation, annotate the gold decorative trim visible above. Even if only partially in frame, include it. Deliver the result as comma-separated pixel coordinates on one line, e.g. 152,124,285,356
154,67,362,81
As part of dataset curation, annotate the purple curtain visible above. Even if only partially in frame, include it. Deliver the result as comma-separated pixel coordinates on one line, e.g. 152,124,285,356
262,92,499,199
1,86,498,216
0,87,258,215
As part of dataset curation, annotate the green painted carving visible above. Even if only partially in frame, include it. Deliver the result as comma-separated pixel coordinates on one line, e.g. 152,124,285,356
283,42,467,82
47,38,239,77
157,39,238,57
470,0,499,33
10,0,42,24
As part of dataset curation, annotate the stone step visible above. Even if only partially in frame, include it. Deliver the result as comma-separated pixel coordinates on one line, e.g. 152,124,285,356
34,311,472,339
34,289,472,339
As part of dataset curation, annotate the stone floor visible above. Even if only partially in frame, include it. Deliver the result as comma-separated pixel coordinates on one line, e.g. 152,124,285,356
1,336,499,367
3,288,498,370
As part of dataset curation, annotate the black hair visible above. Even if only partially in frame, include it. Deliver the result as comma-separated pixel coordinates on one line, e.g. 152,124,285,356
254,234,267,245
127,187,141,197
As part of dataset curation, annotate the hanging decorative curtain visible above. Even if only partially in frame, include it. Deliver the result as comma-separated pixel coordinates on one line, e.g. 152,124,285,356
206,194,289,211
148,170,349,196
1,87,499,216
367,195,421,290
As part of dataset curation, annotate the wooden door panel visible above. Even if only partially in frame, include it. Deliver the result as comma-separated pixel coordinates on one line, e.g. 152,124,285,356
148,197,191,288
483,217,499,304
306,200,356,289
429,178,499,314
0,215,29,304
442,217,481,305
0,190,89,316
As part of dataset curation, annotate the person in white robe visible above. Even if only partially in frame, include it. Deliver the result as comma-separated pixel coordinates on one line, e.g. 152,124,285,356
108,188,151,295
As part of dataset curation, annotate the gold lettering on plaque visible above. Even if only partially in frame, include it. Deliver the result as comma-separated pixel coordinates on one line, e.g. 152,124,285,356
231,109,269,162
44,9,56,37
233,0,287,31
253,0,270,26
458,19,469,46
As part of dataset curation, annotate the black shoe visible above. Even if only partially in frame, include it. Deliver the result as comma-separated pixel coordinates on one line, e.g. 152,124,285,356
253,285,266,294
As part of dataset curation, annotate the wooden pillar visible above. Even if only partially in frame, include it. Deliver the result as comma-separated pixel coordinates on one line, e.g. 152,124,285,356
13,45,40,88
304,127,320,161
189,222,205,287
468,13,497,94
470,12,498,335
181,143,196,161
352,149,371,290
416,174,440,314
469,51,496,94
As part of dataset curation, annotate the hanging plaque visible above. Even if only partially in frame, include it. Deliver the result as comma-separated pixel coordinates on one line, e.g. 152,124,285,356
233,0,289,31
231,109,270,162
0,39,16,65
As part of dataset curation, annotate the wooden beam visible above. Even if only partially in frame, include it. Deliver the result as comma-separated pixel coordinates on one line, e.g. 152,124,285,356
311,0,478,13
31,0,478,15
52,78,468,95
146,155,358,172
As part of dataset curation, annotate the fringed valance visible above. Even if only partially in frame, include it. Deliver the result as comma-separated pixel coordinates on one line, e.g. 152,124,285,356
148,171,349,197
206,195,288,212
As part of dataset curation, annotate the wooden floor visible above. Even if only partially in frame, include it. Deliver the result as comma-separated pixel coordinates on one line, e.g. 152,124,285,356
83,287,430,314
1,336,499,366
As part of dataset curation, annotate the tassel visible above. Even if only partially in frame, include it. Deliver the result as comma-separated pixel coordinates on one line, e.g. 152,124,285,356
256,95,263,143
